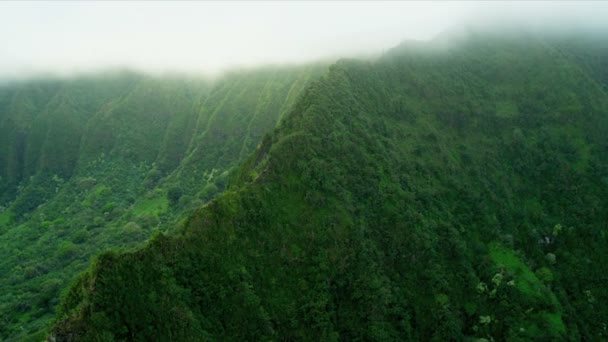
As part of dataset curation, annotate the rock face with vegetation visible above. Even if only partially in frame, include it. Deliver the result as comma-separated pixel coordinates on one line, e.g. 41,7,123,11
0,65,325,340
45,30,608,341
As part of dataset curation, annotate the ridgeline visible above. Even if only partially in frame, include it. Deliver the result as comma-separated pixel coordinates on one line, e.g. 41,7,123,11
50,30,608,340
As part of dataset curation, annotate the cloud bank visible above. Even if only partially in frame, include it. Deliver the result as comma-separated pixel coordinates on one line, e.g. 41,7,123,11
0,1,606,80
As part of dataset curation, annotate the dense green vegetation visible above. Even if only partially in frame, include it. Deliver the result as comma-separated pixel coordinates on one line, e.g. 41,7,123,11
0,65,324,340
48,30,608,341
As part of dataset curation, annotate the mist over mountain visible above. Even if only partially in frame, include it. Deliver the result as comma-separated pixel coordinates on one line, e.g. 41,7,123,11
45,29,608,341
0,2,608,341
1,1,607,80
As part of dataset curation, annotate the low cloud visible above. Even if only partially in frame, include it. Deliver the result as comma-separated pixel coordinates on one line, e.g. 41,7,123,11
0,1,606,80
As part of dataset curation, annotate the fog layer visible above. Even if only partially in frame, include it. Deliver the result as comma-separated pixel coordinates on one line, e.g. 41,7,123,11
0,1,606,79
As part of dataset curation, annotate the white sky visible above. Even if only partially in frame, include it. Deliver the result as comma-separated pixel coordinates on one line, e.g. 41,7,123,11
0,1,606,79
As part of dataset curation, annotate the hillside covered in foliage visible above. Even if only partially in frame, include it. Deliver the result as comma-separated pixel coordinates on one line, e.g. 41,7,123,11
0,64,325,340
47,30,608,341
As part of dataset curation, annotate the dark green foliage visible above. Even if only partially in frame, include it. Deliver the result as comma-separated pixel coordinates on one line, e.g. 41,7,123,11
49,30,608,341
167,186,183,207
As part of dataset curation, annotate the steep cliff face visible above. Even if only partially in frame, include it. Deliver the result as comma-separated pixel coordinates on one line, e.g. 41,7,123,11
0,65,325,341
49,31,608,341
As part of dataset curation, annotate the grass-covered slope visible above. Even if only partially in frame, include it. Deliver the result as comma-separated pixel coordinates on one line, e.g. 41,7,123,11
51,31,608,341
0,65,324,341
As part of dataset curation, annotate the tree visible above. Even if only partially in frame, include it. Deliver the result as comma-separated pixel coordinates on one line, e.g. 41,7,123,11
167,186,183,206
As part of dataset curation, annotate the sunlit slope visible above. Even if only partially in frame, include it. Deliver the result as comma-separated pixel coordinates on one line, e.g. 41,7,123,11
0,65,324,341
52,32,608,341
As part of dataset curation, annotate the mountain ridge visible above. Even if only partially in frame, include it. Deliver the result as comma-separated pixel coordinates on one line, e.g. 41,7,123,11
50,31,608,340
0,64,326,340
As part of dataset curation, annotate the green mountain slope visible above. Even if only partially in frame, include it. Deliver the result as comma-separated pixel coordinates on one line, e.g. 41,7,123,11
51,31,608,341
0,65,325,340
